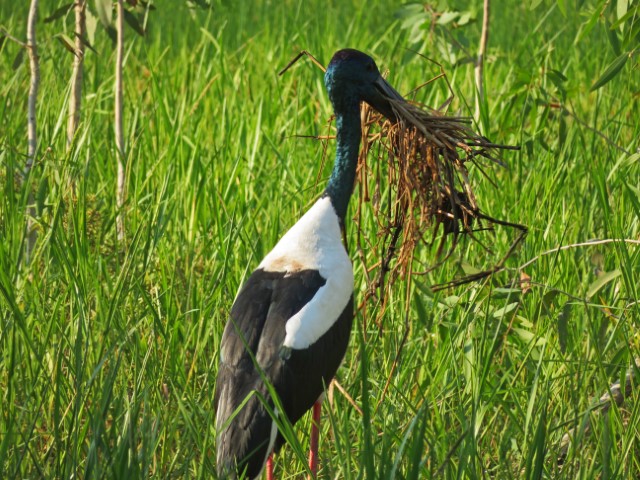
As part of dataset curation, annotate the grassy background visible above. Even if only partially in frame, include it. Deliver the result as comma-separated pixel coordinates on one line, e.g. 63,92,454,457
1,0,639,478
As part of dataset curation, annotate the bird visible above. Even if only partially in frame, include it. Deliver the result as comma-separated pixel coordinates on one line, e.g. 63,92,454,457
214,48,405,479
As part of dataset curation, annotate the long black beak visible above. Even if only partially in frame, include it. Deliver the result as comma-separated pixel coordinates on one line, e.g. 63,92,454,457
364,75,406,122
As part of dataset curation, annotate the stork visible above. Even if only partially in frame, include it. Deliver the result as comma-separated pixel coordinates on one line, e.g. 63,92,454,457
215,49,404,479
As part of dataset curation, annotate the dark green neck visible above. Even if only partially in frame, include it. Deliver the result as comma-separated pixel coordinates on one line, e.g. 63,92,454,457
324,106,361,220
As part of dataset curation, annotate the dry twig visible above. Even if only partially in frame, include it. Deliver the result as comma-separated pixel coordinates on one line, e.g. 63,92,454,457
67,0,86,151
558,358,640,464
115,0,126,242
475,0,490,121
25,0,40,264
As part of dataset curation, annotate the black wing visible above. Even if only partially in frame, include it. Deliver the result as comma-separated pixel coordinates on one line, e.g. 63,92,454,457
215,267,353,478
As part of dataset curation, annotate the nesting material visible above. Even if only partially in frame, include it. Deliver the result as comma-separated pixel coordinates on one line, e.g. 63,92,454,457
354,94,525,297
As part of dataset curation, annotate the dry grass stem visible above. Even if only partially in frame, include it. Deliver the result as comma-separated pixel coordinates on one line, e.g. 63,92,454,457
557,358,640,464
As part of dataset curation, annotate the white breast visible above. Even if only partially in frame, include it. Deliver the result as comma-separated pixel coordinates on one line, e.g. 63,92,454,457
259,196,354,349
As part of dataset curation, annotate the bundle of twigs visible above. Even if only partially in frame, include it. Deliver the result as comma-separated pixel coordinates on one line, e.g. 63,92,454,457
355,89,526,300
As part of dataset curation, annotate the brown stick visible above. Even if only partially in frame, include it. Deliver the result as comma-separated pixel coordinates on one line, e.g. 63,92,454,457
115,0,126,242
518,238,640,271
474,0,490,122
25,0,40,264
331,379,363,416
66,0,86,151
278,50,326,76
431,214,528,291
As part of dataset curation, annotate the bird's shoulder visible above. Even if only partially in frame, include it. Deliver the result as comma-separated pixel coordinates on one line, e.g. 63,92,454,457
259,196,350,274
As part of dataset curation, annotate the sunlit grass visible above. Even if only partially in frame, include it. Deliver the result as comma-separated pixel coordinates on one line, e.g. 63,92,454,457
0,1,638,478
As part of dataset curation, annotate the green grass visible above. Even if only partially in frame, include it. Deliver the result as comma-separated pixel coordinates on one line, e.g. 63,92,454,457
1,0,639,478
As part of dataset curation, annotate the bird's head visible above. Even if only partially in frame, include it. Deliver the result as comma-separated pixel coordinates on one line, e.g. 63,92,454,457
324,49,404,121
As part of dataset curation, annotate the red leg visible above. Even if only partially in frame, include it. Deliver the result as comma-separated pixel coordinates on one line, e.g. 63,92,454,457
266,454,274,480
308,401,321,479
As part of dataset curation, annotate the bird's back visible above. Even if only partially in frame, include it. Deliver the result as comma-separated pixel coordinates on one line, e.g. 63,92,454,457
214,198,354,478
